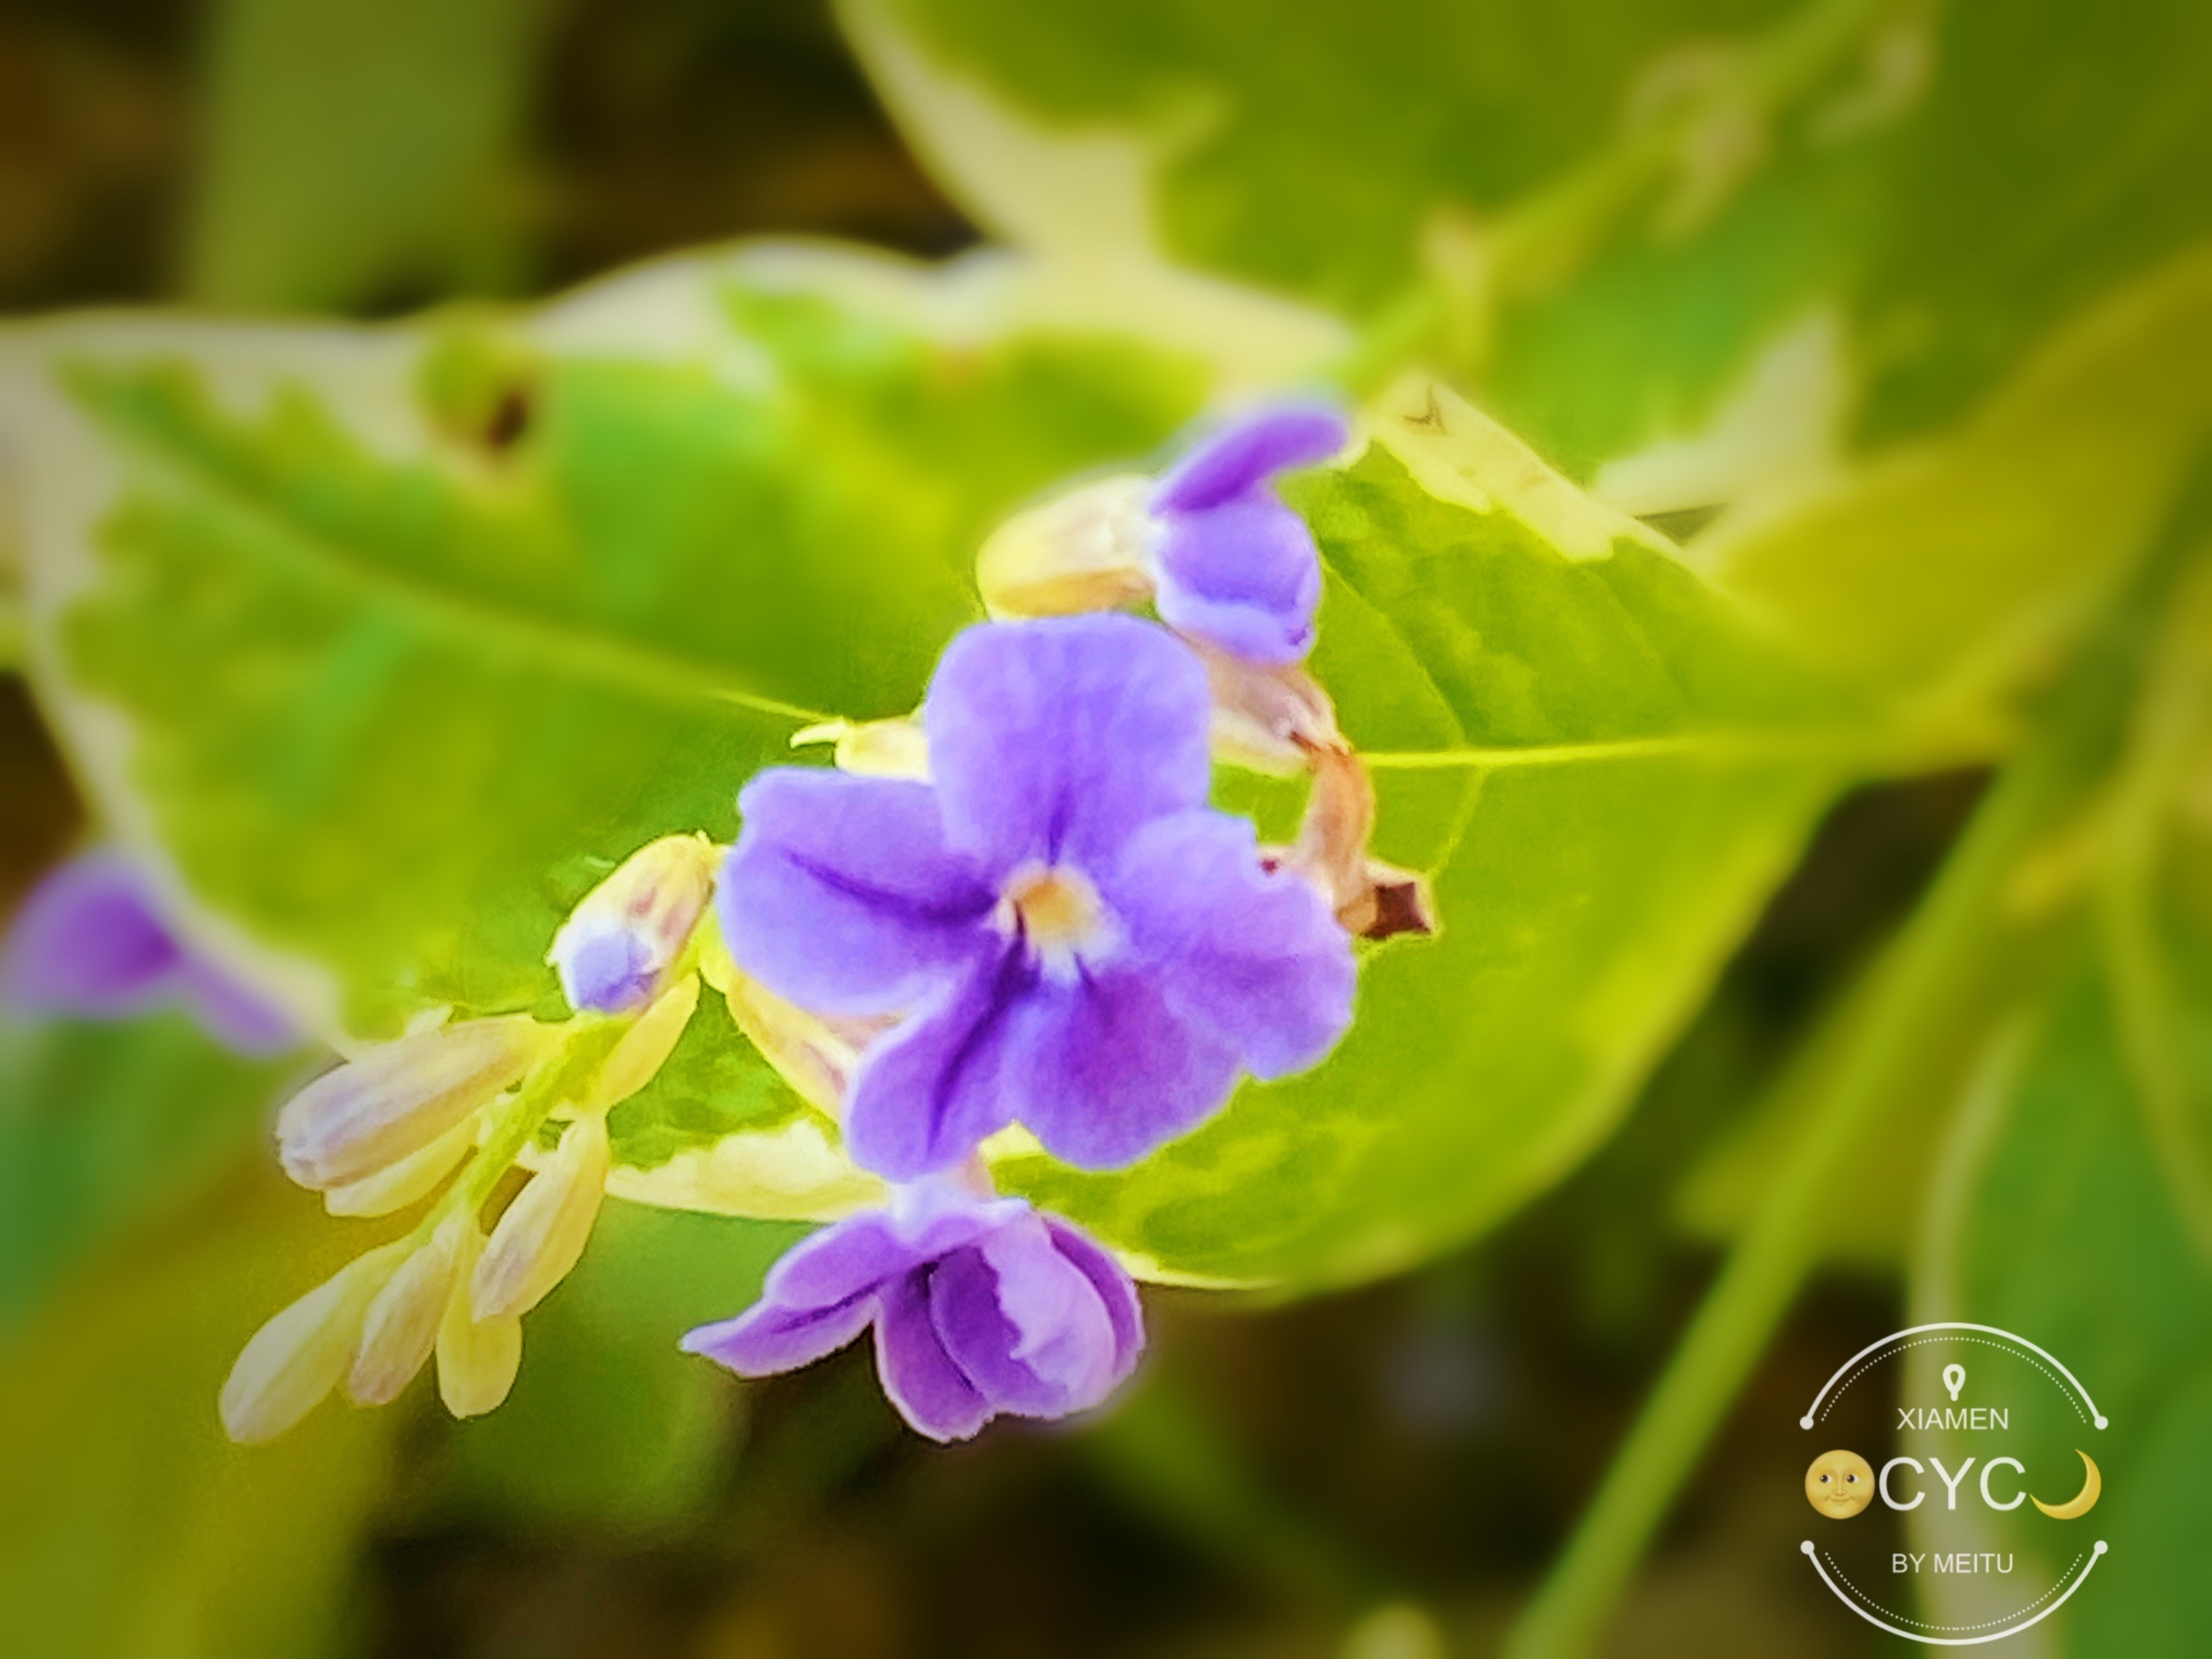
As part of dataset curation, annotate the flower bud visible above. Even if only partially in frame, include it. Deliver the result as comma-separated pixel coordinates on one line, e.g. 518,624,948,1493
548,834,716,1014
346,1218,463,1405
322,1113,478,1217
472,1112,611,1319
437,1222,522,1418
583,972,699,1112
976,474,1158,620
705,950,859,1119
278,1014,546,1191
220,1241,409,1443
790,717,930,780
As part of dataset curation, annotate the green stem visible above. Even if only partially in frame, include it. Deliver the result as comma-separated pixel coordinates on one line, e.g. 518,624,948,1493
1502,460,2209,1659
454,1019,621,1215
2095,586,2212,1264
0,589,23,672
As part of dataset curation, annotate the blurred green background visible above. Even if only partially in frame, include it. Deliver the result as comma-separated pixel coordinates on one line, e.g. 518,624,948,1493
3,1,2208,1655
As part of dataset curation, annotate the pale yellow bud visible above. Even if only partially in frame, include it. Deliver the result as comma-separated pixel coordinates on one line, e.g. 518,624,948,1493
220,1241,409,1443
437,1222,522,1418
322,1112,478,1217
976,473,1158,620
472,1112,610,1319
582,972,700,1112
548,833,716,1014
710,957,860,1120
790,717,930,780
345,1218,464,1405
278,1014,547,1191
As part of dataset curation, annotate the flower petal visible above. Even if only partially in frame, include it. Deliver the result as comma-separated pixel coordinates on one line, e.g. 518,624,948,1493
843,951,1030,1180
1154,495,1324,664
876,1270,993,1441
768,1201,993,1309
1006,963,1241,1170
925,1243,1064,1417
680,1209,921,1374
927,1226,1119,1418
1043,1217,1145,1385
0,853,182,1018
925,616,1212,877
1109,811,1355,1079
1151,403,1347,515
978,1215,1119,1405
719,769,995,1016
683,1295,878,1376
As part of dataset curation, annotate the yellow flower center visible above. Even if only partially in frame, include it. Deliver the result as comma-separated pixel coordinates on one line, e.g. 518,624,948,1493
999,864,1108,973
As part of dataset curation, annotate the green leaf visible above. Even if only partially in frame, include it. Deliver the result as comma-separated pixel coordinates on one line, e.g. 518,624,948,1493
1703,245,2212,723
996,380,1859,1287
0,1011,299,1336
847,0,1881,478
1848,0,2212,447
187,0,562,310
8,251,1861,1290
3,247,1221,1177
844,0,1806,317
847,0,2212,484
605,984,806,1172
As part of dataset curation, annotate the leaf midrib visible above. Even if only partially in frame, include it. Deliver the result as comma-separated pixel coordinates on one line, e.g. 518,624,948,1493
1363,727,1890,771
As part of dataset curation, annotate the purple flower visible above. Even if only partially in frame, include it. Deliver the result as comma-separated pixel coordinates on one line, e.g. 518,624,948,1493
682,1177,1142,1442
1150,403,1346,665
716,615,1355,1180
0,852,294,1055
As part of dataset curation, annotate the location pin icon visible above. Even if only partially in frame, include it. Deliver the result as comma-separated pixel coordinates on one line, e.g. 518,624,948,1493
1943,1363,1966,1402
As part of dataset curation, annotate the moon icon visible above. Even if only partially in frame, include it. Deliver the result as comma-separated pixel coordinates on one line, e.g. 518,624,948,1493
1805,1449,1874,1519
2031,1450,2102,1520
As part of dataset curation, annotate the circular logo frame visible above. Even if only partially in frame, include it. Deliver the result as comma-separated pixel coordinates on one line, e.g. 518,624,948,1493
1797,1321,2109,1646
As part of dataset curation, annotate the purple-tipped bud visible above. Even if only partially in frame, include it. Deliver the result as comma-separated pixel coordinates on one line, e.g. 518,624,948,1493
1149,402,1347,666
548,834,717,1014
971,404,1347,668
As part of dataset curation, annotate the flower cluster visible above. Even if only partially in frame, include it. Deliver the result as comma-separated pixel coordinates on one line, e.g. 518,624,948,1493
693,610,1355,1436
211,400,1410,1446
219,838,713,1441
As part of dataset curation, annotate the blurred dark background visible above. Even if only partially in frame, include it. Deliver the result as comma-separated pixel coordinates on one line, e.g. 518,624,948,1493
0,2,1968,1652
